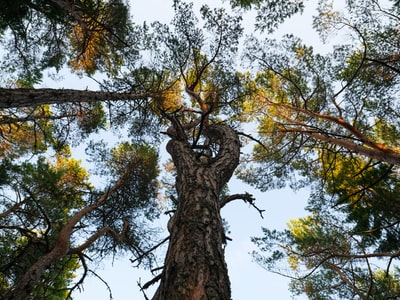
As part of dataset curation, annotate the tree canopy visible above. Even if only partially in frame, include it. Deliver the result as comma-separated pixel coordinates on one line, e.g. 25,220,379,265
0,0,133,84
247,0,400,298
1,0,400,299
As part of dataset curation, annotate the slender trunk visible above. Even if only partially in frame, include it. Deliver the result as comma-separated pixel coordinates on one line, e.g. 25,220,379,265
0,88,154,109
153,124,240,300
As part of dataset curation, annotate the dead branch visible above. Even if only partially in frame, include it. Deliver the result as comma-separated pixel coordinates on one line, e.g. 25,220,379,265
129,236,169,267
139,273,163,291
220,192,265,218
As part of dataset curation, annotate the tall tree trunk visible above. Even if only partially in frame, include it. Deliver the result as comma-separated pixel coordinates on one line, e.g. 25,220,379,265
153,124,240,300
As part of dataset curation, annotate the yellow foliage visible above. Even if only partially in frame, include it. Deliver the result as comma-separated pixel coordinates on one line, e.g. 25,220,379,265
295,47,306,58
287,254,300,270
0,106,52,158
240,71,292,124
69,21,104,74
158,79,184,112
53,153,92,208
287,216,314,240
0,123,40,157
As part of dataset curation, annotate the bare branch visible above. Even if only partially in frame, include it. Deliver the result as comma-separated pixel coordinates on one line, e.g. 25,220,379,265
282,127,400,165
87,269,113,300
69,219,130,254
129,236,169,267
139,273,163,291
220,192,265,218
236,131,268,151
0,200,26,218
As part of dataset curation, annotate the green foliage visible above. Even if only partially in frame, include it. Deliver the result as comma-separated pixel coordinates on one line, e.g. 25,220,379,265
0,0,134,84
251,151,400,298
0,105,55,158
0,154,90,298
253,209,400,299
228,0,305,31
240,0,400,186
68,0,132,75
76,102,107,135
254,0,305,32
84,142,160,258
245,1,400,298
229,0,264,9
314,154,400,253
3,0,400,298
0,0,254,298
0,103,107,160
108,142,160,216
0,140,161,297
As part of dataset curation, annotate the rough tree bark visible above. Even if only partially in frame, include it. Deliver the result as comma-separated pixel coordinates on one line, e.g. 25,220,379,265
153,123,240,300
0,88,154,109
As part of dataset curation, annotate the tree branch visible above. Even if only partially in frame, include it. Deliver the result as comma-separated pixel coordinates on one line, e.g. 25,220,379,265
6,165,133,299
69,219,130,254
139,273,163,291
0,88,156,109
280,126,400,165
326,262,368,300
220,192,265,218
129,236,169,267
236,131,268,151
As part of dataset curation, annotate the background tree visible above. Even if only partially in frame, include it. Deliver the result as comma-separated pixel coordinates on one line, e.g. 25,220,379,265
252,156,400,299
0,0,134,84
244,0,400,298
0,1,260,299
0,143,159,299
241,0,400,185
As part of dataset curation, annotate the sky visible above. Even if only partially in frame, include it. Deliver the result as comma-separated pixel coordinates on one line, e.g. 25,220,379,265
62,1,328,299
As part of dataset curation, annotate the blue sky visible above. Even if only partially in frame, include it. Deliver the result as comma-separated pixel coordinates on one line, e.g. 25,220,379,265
63,1,327,299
